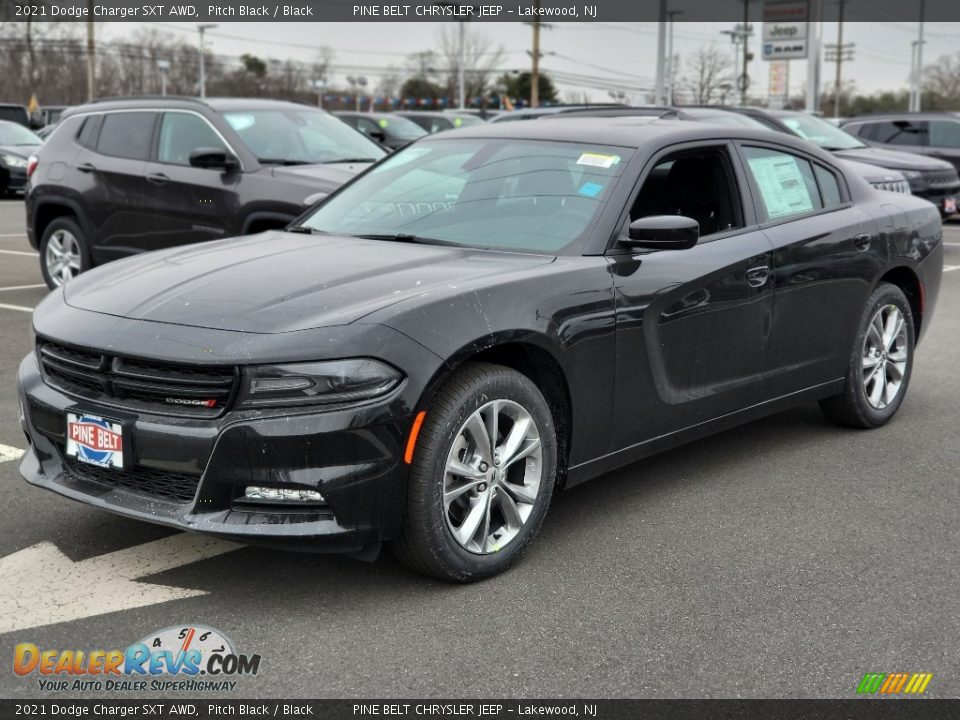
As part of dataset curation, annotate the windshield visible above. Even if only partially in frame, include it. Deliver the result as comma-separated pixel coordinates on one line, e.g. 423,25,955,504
0,121,40,145
378,115,428,140
302,138,632,253
777,113,866,150
449,115,485,128
223,109,386,164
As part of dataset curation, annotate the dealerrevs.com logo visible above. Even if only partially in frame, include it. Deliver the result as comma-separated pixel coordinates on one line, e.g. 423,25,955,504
14,625,261,692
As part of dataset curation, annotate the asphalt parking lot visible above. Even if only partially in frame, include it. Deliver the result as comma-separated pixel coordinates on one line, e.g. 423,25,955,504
0,198,959,699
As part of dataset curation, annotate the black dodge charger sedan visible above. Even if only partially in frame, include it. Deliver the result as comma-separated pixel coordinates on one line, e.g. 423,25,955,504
18,118,943,582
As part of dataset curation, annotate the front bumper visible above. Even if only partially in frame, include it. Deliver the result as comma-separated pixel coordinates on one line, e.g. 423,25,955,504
17,350,418,552
1,165,27,193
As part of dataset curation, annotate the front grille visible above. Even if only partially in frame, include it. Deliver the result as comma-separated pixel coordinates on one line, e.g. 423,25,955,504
38,340,238,418
922,168,960,190
871,179,911,195
62,455,200,503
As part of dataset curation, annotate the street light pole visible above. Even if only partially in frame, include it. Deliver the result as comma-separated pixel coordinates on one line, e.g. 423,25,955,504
910,0,926,112
85,0,95,101
666,10,683,105
458,20,466,110
654,0,667,105
197,23,218,98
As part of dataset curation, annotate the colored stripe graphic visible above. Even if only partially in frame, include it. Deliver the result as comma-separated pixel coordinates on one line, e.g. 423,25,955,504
857,672,932,694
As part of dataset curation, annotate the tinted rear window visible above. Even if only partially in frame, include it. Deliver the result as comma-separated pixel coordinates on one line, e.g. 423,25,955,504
96,112,156,160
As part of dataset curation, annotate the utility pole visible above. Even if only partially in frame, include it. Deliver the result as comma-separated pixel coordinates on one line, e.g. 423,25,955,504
740,0,751,104
197,23,218,98
824,0,853,117
666,10,683,105
909,0,926,112
805,0,821,113
530,0,542,108
85,1,95,101
654,0,667,105
458,20,466,109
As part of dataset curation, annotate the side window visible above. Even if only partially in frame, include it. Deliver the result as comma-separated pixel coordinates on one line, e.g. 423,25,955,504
814,164,843,209
158,113,226,165
869,120,928,147
355,117,384,138
96,112,155,160
743,146,822,221
929,120,960,149
76,115,102,149
630,147,743,236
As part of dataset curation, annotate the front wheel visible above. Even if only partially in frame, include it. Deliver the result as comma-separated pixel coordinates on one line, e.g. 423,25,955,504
40,217,90,289
820,282,914,428
394,362,558,582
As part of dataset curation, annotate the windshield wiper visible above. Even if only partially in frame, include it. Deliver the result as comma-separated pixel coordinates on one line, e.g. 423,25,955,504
287,225,329,235
323,158,378,164
258,158,312,166
353,233,457,246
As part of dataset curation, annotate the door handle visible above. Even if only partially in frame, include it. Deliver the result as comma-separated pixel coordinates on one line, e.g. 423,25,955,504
146,173,169,185
854,233,872,251
746,265,770,288
76,163,96,173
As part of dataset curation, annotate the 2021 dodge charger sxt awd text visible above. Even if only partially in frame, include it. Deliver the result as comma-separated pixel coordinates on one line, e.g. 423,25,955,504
18,119,943,581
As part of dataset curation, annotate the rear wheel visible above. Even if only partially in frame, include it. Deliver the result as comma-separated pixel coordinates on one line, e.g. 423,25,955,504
394,362,557,582
819,282,914,428
40,217,90,289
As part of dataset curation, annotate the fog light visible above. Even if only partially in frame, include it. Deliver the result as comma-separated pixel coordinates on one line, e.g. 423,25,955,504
244,486,325,503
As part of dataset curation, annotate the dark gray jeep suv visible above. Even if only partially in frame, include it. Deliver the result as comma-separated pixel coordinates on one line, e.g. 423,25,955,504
25,97,385,288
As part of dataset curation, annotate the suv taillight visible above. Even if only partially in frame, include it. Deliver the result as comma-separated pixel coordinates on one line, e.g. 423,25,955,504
26,156,38,178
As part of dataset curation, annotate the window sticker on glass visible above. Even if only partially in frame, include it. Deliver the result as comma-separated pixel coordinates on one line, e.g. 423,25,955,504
748,154,815,218
577,152,620,169
578,181,604,197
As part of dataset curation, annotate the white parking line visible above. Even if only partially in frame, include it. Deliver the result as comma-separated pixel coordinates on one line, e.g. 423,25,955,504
0,233,27,238
0,302,33,313
0,284,45,292
944,265,960,273
0,445,24,463
0,249,37,257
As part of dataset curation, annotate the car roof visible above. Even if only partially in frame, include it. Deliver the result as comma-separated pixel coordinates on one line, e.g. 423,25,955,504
61,96,315,117
426,116,835,157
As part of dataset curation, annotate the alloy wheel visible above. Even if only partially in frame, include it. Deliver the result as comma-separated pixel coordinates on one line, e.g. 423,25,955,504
44,229,82,287
442,399,543,554
861,304,909,410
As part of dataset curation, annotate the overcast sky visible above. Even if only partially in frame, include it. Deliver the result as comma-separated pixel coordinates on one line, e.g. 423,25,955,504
99,21,960,103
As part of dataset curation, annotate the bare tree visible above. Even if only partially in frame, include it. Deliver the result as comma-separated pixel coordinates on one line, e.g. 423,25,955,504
437,25,504,103
683,44,734,105
924,52,960,107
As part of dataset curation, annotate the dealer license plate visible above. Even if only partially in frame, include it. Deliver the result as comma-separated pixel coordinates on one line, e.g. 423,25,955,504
65,412,124,469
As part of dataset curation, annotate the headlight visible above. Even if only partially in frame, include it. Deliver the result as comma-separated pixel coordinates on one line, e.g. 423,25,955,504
1,154,27,168
238,359,402,408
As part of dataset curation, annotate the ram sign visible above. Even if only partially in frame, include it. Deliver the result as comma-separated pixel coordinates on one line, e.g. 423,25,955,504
762,0,809,60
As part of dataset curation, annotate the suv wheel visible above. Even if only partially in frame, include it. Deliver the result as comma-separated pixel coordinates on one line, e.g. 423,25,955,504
40,217,89,289
394,362,557,582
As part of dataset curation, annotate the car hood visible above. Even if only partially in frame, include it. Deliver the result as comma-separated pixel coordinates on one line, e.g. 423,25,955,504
832,146,953,172
835,158,905,183
63,231,554,334
0,143,39,158
270,161,370,188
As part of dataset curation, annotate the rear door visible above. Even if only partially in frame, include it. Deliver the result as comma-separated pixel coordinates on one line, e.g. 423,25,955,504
84,110,158,262
140,110,241,250
737,142,881,396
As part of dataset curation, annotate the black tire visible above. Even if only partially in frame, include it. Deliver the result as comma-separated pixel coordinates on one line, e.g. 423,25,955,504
819,282,915,429
394,362,558,582
39,216,90,290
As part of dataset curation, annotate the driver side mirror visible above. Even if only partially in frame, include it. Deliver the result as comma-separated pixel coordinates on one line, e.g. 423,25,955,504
189,148,240,172
622,215,699,250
